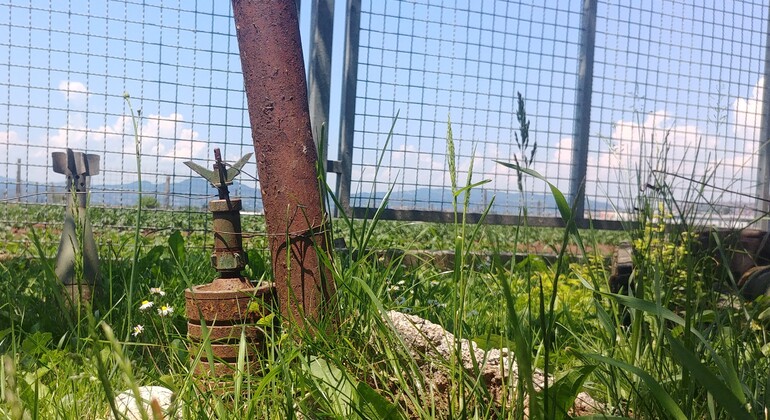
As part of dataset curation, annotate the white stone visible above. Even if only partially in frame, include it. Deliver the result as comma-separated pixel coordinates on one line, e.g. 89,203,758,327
111,386,180,419
387,310,601,416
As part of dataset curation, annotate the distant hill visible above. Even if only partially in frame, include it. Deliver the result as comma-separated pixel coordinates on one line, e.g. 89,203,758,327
0,177,264,212
1,177,748,220
351,187,615,216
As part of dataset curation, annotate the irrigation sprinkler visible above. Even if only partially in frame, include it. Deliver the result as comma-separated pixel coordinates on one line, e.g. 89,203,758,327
52,148,100,306
232,0,337,330
183,149,276,381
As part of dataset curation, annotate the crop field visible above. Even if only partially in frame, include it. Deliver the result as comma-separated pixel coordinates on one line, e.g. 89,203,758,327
1,178,770,419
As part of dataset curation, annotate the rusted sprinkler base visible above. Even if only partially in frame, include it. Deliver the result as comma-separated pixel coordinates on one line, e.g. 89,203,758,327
695,228,770,277
185,278,276,379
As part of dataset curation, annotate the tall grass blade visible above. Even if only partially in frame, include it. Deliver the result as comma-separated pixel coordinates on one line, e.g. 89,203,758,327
498,265,538,419
577,281,745,401
665,331,751,418
495,162,586,253
583,354,686,420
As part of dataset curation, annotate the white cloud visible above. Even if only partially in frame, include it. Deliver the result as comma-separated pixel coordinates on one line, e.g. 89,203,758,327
584,98,761,215
27,112,211,183
732,77,763,142
58,80,88,101
0,130,18,144
133,113,207,161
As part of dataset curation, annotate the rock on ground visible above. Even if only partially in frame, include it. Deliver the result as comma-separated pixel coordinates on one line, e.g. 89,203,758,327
387,310,601,416
111,385,180,420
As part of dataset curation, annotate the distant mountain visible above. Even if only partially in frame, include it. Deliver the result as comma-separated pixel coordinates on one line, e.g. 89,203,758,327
351,187,614,216
0,177,264,212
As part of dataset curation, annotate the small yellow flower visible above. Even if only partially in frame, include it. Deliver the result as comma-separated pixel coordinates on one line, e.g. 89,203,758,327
157,305,174,317
139,300,154,311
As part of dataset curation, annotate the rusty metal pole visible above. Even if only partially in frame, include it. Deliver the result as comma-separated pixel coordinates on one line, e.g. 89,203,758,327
231,0,337,329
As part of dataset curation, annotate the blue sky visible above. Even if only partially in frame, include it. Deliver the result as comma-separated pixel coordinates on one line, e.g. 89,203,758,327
0,0,767,219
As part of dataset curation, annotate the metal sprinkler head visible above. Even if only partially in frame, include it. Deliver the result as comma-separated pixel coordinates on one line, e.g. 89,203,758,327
183,149,276,382
184,149,252,201
52,148,101,305
184,149,253,278
52,148,100,205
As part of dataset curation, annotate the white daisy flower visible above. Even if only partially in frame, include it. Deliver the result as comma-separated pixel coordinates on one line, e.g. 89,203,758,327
149,287,166,296
157,305,174,317
139,300,154,311
132,324,144,337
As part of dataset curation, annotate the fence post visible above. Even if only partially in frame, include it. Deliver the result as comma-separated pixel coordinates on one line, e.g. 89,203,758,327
15,158,21,201
756,5,770,230
308,0,335,166
569,0,598,223
164,175,170,209
336,0,361,214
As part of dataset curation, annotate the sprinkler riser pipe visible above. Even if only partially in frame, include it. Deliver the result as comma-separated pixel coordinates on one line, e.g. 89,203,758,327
209,198,248,276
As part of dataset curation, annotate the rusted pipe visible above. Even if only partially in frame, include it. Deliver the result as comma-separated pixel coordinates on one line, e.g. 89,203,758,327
210,199,247,279
231,0,337,328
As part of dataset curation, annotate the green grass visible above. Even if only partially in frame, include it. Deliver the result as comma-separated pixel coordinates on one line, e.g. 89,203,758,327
2,113,770,418
2,183,770,418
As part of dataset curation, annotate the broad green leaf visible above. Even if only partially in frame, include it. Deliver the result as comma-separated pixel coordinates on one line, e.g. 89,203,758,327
355,381,404,420
21,331,52,356
307,356,355,417
168,230,185,265
234,329,247,400
139,245,165,270
541,364,597,418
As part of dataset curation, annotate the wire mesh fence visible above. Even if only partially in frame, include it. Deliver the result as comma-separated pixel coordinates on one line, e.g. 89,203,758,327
2,0,769,245
0,0,260,238
344,0,770,228
586,0,768,227
346,0,583,223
